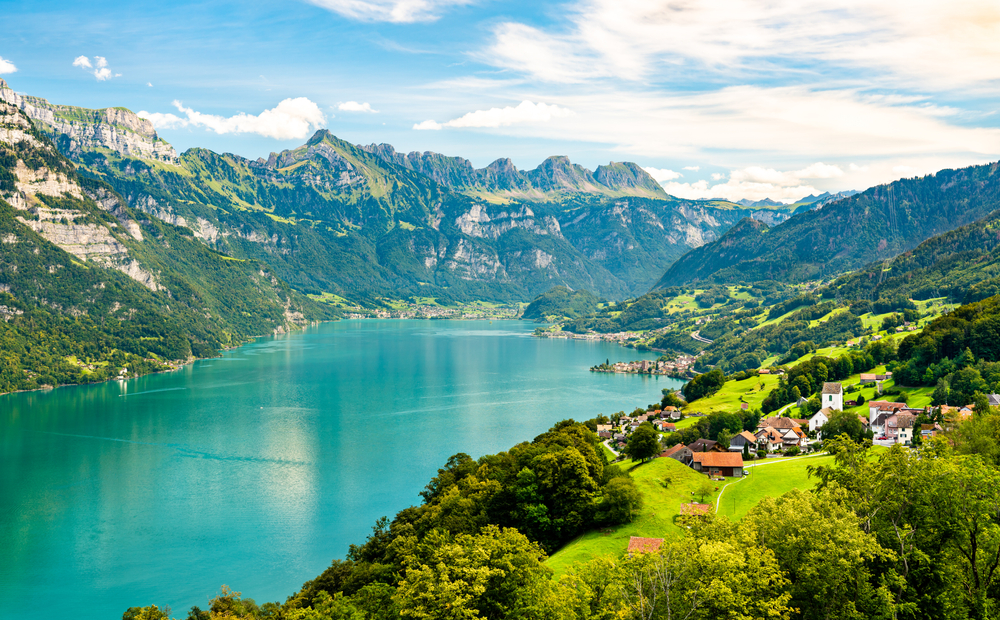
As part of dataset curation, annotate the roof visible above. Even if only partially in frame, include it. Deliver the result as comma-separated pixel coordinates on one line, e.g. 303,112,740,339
660,444,689,458
692,451,745,468
811,408,833,421
869,401,906,411
688,438,719,452
680,502,712,516
628,537,663,554
738,430,757,443
822,382,843,394
756,427,784,442
664,406,678,411
759,416,799,430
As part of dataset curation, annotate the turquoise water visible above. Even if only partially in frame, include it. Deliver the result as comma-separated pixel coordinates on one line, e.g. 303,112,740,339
0,320,680,618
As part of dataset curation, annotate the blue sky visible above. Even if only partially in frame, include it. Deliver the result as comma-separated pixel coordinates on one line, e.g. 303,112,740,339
2,0,1000,202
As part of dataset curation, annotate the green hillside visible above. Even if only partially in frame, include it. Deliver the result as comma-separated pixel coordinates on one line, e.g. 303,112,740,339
656,161,1000,287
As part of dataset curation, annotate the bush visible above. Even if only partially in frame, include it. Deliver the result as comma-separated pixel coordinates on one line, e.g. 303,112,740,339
785,446,801,457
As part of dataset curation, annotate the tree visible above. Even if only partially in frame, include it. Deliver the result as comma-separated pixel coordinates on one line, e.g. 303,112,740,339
599,477,643,524
696,479,715,503
624,423,660,463
821,409,865,443
790,385,801,402
394,526,558,620
716,428,733,451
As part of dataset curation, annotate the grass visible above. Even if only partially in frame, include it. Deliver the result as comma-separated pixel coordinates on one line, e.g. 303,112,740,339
715,453,833,520
688,373,782,414
546,457,722,576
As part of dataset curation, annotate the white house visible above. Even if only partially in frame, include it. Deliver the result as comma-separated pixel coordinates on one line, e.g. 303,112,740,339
809,407,835,433
821,382,843,411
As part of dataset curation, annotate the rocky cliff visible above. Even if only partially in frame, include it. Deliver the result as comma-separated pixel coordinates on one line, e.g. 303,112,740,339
0,78,177,163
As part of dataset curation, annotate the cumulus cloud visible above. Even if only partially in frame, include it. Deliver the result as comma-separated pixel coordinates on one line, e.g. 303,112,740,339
138,98,326,140
0,56,17,74
658,162,842,203
482,0,1000,90
306,0,473,23
413,119,442,130
683,166,700,171
642,167,682,182
338,101,378,113
73,55,118,81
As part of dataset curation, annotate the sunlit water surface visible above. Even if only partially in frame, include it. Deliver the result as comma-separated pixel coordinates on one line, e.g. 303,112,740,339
0,320,681,618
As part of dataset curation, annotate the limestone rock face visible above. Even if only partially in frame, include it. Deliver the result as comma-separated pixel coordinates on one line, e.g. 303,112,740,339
0,78,177,163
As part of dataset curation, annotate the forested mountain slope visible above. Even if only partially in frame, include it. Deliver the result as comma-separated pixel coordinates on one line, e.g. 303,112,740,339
0,79,793,301
0,100,328,392
655,161,1000,287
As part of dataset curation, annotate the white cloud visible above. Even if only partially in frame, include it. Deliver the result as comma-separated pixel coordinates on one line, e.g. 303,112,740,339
147,82,153,87
73,55,118,81
849,163,869,172
660,162,847,203
482,0,1000,91
642,167,682,182
683,166,700,171
139,98,326,140
338,101,378,113
305,0,473,23
413,119,442,130
446,100,573,128
0,57,17,74
711,173,725,181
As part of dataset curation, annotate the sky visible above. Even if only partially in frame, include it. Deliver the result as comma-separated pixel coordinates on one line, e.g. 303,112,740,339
2,0,1000,202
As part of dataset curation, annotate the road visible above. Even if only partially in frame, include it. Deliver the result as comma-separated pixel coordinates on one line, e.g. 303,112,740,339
691,330,713,344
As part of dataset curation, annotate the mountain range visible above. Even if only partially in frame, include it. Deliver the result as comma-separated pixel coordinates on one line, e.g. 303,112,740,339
655,162,1000,288
0,78,795,304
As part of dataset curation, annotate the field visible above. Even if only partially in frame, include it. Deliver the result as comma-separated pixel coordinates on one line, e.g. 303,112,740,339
547,452,851,575
688,373,782,413
715,453,833,520
546,457,721,575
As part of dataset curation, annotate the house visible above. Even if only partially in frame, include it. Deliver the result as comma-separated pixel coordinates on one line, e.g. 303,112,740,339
657,422,677,433
989,394,1000,408
921,423,943,438
613,433,626,442
628,537,663,557
688,438,723,453
868,401,906,424
598,431,612,439
692,451,745,477
729,430,758,452
660,443,693,465
755,427,784,453
809,407,835,433
781,426,806,449
668,410,683,420
596,424,613,433
886,413,916,445
860,373,892,382
741,402,749,410
821,382,844,411
758,369,771,375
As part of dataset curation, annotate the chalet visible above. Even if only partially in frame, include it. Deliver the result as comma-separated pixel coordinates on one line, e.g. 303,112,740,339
660,443,693,465
781,426,806,449
729,430,758,452
688,438,723,453
628,537,663,557
756,427,784,453
809,407,835,433
692,451,745,478
821,382,844,411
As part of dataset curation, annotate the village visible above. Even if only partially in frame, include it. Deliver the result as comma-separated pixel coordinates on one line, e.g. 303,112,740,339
590,355,697,377
596,378,971,558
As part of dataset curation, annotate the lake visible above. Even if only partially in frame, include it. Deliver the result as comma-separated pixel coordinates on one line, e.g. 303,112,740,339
0,320,682,618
